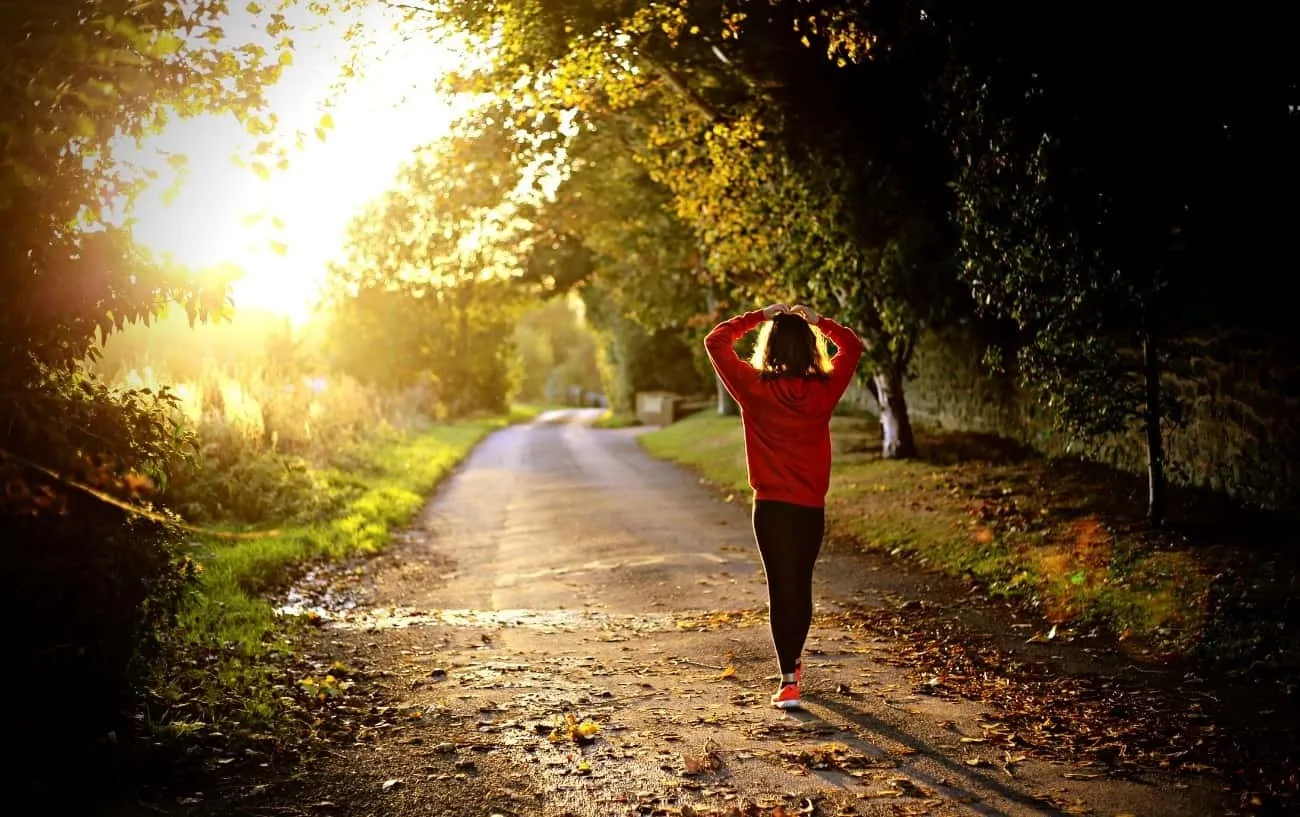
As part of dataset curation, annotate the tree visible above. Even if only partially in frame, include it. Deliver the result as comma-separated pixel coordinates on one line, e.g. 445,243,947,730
327,127,530,415
939,4,1297,525
0,0,303,779
531,127,716,411
512,295,602,404
582,284,708,414
2,0,297,490
399,0,963,456
433,97,717,412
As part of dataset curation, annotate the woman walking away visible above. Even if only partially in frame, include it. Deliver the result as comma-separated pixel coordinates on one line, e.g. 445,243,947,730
704,303,864,710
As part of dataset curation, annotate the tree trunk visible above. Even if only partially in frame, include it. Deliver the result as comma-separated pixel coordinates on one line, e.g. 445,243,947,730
704,283,738,416
1142,331,1167,528
716,376,739,415
873,365,916,459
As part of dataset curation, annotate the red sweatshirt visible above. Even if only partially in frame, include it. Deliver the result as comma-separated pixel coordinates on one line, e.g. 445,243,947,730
704,310,865,508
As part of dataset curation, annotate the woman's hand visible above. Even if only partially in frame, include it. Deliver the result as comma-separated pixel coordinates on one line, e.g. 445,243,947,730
789,304,820,325
761,303,790,320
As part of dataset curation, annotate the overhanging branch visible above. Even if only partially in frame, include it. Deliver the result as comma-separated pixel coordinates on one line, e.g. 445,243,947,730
636,53,722,124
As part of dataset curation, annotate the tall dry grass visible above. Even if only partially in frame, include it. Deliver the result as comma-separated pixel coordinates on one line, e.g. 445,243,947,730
113,361,434,526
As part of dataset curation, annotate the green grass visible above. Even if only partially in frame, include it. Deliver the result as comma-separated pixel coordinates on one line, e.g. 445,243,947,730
638,412,748,489
592,410,642,429
165,416,506,728
507,402,566,423
641,411,1213,657
183,423,492,639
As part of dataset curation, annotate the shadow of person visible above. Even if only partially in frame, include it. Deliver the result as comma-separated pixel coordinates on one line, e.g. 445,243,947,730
779,693,1073,817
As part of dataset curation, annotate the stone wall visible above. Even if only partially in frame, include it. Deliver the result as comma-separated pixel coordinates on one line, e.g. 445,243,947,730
845,324,1300,512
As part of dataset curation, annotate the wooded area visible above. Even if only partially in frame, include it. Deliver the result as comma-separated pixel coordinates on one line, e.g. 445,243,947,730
1,0,1295,811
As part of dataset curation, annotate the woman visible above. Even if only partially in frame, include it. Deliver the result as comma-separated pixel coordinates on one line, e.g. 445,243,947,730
704,302,864,709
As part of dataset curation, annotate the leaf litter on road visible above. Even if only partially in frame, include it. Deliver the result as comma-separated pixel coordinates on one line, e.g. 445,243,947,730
548,712,602,744
812,603,1222,782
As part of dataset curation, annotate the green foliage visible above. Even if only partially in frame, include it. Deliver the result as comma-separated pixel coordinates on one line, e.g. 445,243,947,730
936,5,1294,519
1,0,293,372
160,420,499,740
584,285,707,413
325,282,521,417
403,0,965,457
166,425,349,526
513,295,602,403
1,1,303,782
2,363,194,495
327,131,531,416
533,126,708,331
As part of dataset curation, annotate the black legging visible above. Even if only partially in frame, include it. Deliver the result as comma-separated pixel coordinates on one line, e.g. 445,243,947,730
752,499,826,676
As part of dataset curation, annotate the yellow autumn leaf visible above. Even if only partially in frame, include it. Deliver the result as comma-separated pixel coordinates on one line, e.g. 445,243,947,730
154,32,183,56
717,665,736,679
574,719,600,739
279,49,294,67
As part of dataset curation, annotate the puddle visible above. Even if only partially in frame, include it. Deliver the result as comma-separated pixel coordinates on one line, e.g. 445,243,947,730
285,605,681,633
277,562,365,619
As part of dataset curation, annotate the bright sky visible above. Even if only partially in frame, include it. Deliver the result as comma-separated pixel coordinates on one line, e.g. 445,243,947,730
126,5,472,325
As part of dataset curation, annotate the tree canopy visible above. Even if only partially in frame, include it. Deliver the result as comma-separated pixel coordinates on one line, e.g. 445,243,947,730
392,0,973,455
325,127,532,414
1,0,303,510
937,4,1297,523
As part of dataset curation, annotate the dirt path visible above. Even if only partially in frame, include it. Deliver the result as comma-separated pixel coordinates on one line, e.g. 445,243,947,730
234,410,1222,817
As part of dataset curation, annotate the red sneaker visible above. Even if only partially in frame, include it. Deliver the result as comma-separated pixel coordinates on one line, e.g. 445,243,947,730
771,682,802,710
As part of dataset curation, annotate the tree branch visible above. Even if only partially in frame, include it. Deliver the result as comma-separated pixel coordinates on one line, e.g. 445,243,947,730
636,53,723,124
0,447,281,540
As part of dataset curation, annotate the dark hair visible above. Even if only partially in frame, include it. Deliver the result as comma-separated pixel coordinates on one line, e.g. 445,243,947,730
750,313,832,380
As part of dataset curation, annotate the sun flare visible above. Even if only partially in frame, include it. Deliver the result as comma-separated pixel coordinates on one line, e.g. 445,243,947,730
125,6,471,326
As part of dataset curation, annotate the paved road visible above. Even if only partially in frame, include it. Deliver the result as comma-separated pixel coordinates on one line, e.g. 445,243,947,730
280,409,1218,817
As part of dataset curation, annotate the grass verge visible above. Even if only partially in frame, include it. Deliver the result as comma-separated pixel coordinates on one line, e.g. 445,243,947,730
154,416,507,738
640,411,1220,658
592,410,641,429
508,402,565,422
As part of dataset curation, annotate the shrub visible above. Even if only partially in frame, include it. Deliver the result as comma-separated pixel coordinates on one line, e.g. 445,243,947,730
147,366,397,526
0,367,199,791
3,504,196,780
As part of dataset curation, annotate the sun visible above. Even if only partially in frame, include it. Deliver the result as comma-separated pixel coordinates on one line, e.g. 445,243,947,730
126,6,472,326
